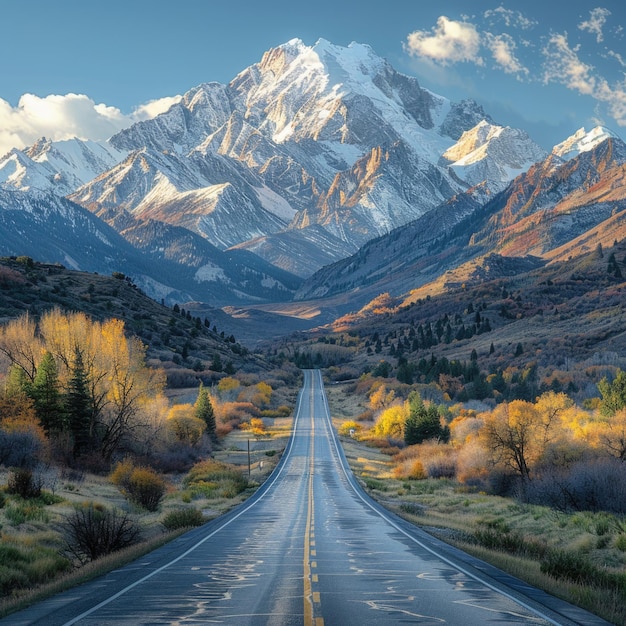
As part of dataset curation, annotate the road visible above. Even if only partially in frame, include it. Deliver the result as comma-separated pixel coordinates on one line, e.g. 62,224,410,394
3,370,610,625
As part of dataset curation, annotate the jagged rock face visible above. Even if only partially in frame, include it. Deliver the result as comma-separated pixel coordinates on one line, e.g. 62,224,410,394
296,134,626,303
1,38,558,300
469,137,626,256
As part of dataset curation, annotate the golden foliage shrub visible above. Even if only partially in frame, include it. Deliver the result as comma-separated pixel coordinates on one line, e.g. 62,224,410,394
393,459,427,480
371,404,407,439
110,460,167,512
338,420,362,437
166,404,206,445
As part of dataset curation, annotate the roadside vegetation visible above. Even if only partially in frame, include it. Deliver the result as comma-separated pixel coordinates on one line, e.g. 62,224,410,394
0,293,298,617
325,375,626,626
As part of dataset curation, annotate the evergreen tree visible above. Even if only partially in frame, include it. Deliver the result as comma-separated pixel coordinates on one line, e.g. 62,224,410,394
211,353,223,372
396,358,413,384
194,383,216,439
66,349,92,457
404,392,448,445
598,369,626,416
31,351,65,433
5,364,32,398
607,252,623,279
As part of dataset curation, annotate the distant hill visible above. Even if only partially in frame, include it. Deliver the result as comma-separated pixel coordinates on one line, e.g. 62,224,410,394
0,257,268,384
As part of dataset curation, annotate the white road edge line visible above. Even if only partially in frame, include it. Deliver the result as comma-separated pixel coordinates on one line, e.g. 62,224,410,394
315,369,566,626
61,381,308,626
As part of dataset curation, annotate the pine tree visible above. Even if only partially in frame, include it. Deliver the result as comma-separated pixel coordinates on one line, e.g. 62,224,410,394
194,383,216,439
404,392,448,445
66,349,92,457
31,351,65,433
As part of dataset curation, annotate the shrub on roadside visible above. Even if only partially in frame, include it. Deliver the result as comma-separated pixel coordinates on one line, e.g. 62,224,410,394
110,460,167,512
6,468,42,499
183,459,248,499
161,508,206,531
63,502,141,563
338,420,362,437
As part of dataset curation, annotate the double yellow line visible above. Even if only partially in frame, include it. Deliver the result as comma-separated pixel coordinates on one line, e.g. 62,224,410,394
303,377,324,626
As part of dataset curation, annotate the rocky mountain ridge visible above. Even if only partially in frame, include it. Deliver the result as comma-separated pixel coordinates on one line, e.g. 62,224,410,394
0,38,618,311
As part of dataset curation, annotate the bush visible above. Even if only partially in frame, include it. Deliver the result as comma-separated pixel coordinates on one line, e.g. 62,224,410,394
526,458,626,514
183,459,248,498
338,421,362,437
111,460,167,512
7,468,42,499
64,503,141,563
161,508,206,531
0,430,43,469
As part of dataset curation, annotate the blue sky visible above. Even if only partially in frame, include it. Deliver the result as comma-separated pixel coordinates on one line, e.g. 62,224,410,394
2,0,626,153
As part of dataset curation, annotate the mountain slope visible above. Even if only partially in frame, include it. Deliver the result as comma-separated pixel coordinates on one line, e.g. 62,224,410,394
295,129,626,309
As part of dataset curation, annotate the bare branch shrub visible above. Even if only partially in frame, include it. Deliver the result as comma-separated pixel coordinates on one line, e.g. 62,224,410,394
0,430,43,468
63,503,140,563
527,458,626,514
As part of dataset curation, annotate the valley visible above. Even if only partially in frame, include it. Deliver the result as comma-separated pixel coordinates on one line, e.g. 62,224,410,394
2,34,626,625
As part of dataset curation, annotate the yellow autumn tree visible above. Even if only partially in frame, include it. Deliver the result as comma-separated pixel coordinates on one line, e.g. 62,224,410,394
369,383,395,410
167,404,206,445
0,309,166,460
371,403,407,439
481,397,563,483
0,314,42,381
583,409,626,461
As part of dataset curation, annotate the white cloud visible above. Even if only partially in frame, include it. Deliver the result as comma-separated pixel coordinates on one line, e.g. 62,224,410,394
484,32,529,76
0,93,182,157
405,16,483,66
132,96,182,121
543,34,597,95
483,7,536,30
543,32,626,127
607,49,626,68
579,7,611,43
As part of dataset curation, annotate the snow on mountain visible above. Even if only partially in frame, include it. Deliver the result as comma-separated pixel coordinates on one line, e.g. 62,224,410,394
552,126,620,161
0,138,126,195
441,121,547,193
1,38,557,295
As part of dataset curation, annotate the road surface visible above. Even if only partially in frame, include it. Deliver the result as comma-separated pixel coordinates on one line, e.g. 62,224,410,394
2,370,609,625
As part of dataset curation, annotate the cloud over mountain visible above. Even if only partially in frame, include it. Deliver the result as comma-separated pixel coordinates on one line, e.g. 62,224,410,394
405,7,626,129
0,93,181,157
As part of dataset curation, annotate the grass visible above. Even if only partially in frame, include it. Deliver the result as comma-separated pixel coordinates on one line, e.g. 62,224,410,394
0,528,187,618
0,415,292,620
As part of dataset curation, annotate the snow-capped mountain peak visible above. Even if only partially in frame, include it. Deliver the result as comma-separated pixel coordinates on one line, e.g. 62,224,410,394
0,137,126,195
441,121,547,192
552,126,620,161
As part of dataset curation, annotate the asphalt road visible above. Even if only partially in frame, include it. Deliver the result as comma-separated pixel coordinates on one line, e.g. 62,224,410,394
2,370,611,625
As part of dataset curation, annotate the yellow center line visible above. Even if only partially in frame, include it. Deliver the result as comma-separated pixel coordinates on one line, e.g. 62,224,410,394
303,375,324,626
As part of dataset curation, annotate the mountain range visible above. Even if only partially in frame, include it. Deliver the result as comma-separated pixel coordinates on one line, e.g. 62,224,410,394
0,38,623,319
